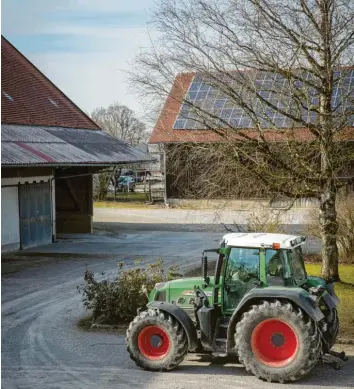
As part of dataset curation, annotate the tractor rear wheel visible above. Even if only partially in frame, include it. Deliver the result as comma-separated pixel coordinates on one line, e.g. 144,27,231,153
126,309,188,371
235,300,321,383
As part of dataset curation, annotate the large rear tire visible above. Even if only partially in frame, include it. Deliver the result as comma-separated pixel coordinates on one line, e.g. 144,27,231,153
126,309,188,371
235,300,321,383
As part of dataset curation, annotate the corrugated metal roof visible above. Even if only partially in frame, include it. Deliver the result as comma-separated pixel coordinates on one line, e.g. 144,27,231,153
1,124,155,166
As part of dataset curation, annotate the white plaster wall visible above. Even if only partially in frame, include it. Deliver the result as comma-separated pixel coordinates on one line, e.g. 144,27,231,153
1,186,20,246
1,175,55,250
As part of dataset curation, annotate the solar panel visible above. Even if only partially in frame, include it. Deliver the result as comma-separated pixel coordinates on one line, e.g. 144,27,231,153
173,69,354,130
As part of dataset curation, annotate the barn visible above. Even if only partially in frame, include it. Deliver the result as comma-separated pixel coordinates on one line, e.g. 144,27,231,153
149,71,354,207
1,36,152,252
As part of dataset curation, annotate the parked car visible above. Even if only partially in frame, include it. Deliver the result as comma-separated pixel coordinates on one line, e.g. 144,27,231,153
117,176,136,192
136,171,151,182
121,170,151,183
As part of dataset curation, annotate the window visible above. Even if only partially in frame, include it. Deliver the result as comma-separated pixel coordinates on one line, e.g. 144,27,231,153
226,247,260,282
288,247,307,284
223,247,260,310
266,249,284,285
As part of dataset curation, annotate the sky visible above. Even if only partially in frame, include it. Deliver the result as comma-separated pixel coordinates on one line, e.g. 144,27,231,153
1,0,158,119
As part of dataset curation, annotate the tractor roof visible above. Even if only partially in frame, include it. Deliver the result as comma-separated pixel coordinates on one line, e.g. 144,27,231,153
222,233,306,249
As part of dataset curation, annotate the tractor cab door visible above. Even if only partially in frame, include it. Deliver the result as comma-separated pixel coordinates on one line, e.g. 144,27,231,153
222,247,261,313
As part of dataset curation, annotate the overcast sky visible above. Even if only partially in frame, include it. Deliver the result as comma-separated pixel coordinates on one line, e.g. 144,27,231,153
2,0,157,118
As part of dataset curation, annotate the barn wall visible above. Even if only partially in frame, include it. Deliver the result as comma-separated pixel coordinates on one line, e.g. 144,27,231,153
164,143,354,204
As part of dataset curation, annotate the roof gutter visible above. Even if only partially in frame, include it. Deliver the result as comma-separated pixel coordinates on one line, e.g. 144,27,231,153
2,160,155,168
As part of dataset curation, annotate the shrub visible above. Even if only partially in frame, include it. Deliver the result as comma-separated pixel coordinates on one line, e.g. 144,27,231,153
244,209,286,233
78,258,182,324
224,208,286,234
93,172,112,201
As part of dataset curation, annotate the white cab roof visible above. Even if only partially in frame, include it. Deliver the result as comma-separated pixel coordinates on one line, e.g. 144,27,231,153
222,233,306,249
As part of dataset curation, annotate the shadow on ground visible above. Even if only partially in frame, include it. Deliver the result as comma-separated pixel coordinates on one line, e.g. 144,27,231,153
175,353,354,387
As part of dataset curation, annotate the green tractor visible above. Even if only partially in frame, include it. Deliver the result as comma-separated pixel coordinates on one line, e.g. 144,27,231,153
126,233,347,383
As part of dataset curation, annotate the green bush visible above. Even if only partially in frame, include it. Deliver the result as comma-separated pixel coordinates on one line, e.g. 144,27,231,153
93,172,112,201
78,258,182,324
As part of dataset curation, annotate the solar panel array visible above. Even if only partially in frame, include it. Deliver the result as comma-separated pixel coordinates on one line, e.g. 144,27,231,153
173,70,354,130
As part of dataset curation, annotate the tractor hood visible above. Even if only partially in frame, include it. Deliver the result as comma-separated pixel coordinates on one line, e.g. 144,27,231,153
148,276,216,308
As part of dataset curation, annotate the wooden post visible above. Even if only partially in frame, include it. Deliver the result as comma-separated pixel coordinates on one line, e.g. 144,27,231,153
114,168,117,201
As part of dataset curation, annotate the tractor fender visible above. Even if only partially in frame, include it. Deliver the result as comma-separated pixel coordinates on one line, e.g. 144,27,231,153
148,301,199,351
226,287,324,351
322,291,339,310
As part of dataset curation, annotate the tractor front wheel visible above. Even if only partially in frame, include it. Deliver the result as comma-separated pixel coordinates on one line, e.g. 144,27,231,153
126,309,188,371
235,300,321,383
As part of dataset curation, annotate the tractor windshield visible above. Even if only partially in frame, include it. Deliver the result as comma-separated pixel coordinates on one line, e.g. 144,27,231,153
288,247,307,284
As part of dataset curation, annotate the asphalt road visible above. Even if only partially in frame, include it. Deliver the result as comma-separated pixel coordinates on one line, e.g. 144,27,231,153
1,208,353,389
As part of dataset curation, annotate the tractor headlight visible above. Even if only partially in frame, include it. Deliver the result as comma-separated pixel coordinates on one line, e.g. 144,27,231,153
309,285,326,296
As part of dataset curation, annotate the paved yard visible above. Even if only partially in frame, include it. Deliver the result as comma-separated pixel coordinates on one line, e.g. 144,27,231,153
1,207,352,389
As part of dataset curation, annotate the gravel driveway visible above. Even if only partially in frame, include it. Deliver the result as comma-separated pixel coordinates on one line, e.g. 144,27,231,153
1,207,353,389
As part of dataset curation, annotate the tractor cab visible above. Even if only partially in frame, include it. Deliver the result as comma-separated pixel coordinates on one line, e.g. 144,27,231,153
126,233,346,383
202,233,309,312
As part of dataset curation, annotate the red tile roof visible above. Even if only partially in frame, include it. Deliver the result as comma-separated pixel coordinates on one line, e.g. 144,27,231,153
149,71,354,144
1,36,100,130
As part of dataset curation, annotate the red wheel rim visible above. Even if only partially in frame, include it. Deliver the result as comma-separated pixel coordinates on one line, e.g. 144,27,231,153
251,319,299,367
138,325,171,360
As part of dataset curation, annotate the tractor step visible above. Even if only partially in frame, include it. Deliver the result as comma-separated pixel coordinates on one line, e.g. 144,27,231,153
212,352,228,358
212,317,229,353
214,338,227,353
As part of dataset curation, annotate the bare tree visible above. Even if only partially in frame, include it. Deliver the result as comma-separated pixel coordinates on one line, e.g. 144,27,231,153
131,0,354,280
92,103,149,146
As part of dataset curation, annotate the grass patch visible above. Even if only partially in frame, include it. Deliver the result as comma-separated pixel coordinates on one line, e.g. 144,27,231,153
106,192,148,202
305,263,354,339
94,192,150,209
94,201,150,209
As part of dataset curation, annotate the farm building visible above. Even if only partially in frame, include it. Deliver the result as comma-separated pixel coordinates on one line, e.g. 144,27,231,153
149,71,354,207
1,36,152,252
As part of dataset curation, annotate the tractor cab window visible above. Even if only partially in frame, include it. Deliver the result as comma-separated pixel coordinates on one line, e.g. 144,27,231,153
288,247,307,284
223,247,260,310
227,247,259,280
265,249,284,286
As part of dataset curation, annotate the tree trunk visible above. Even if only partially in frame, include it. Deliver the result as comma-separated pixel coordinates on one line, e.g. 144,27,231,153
320,178,340,281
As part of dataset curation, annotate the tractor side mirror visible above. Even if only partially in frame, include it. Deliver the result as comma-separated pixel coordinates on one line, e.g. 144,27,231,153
202,252,210,285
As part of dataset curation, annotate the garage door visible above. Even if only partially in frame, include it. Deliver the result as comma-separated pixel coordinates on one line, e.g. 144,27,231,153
19,182,52,249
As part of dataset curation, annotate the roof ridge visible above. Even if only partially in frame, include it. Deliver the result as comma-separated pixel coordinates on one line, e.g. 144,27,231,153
176,66,354,77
